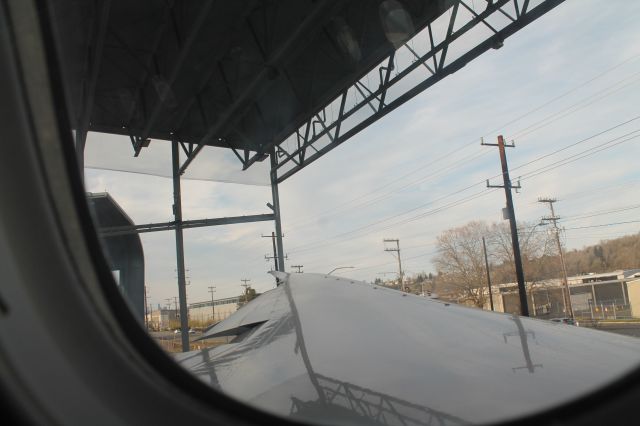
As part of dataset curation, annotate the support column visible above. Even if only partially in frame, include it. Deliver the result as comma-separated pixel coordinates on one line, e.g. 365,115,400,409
172,141,190,352
270,149,285,274
75,131,86,185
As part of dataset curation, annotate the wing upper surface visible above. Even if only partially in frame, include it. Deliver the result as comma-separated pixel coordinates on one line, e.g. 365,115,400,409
179,273,640,425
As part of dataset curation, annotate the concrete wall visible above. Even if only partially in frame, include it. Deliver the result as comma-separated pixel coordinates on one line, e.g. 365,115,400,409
189,302,238,324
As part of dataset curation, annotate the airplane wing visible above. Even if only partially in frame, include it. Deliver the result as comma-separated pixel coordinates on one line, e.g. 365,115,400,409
177,273,640,425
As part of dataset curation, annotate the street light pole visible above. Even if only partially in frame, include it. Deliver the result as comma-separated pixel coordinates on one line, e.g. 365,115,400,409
327,266,355,275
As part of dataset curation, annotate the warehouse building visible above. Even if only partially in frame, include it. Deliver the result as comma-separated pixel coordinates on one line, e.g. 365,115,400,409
485,269,640,319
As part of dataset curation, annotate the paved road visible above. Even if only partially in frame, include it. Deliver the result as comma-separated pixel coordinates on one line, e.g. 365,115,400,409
584,323,640,338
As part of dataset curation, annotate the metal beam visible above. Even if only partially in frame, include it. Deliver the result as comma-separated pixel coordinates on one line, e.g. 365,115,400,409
113,5,174,135
142,4,259,168
75,0,111,181
270,149,286,273
178,0,340,175
99,213,275,237
172,141,190,351
133,2,216,154
273,0,566,183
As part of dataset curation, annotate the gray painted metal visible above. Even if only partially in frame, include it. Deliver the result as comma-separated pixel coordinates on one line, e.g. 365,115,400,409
273,0,567,183
172,141,190,351
98,213,275,237
74,0,110,179
270,150,285,273
180,272,640,425
87,193,145,322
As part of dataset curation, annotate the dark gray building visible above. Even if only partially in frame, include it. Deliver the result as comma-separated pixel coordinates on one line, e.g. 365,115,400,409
87,192,145,322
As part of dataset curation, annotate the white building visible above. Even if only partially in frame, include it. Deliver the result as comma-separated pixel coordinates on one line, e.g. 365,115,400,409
188,296,242,325
483,269,640,319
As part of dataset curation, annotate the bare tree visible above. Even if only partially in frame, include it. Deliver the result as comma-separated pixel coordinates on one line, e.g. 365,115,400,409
433,220,556,309
433,221,491,308
489,221,556,286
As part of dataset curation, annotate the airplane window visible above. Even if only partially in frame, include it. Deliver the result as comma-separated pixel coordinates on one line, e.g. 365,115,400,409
41,0,640,424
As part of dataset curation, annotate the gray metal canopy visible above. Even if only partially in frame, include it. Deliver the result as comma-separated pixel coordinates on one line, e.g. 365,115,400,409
52,0,565,180
56,0,447,167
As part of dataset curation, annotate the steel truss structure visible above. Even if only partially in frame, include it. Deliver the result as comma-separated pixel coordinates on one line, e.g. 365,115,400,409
98,213,275,237
267,0,565,184
291,373,469,426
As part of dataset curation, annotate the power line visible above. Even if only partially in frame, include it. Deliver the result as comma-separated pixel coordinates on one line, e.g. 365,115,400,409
564,220,640,231
509,70,640,141
301,241,438,272
561,203,640,222
287,119,640,257
288,115,640,255
501,52,640,137
341,249,441,274
558,178,640,202
285,147,490,232
288,176,494,253
512,115,640,173
303,217,640,281
282,99,640,260
284,143,483,229
285,55,640,231
288,187,494,255
519,131,640,182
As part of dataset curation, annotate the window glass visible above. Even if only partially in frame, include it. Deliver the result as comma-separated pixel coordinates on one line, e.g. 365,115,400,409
46,0,640,424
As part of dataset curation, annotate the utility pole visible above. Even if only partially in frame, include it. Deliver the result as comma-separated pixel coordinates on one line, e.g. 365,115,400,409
164,297,173,329
171,141,190,351
483,135,528,316
482,237,495,311
262,232,287,272
241,279,251,303
291,265,304,273
269,148,286,273
261,232,281,271
384,239,405,291
208,285,216,323
538,197,574,319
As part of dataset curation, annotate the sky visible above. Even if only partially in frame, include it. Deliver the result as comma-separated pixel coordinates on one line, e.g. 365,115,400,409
85,0,640,310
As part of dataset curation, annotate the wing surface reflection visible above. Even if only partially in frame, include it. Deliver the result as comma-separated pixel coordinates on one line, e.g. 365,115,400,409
178,273,640,425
